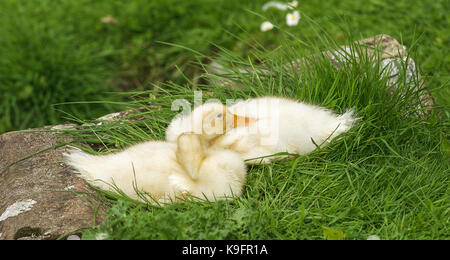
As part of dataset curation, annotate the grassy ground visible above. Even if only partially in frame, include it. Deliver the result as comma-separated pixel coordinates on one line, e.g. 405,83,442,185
0,0,269,133
67,31,449,239
0,0,448,239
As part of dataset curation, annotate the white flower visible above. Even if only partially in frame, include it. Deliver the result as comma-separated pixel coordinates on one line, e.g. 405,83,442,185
289,1,298,8
262,1,294,11
260,21,274,32
286,10,300,26
100,15,118,24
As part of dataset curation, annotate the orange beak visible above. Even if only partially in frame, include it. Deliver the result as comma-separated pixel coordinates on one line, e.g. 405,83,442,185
232,114,256,128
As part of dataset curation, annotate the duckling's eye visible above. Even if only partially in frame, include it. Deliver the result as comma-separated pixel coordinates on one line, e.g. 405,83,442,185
217,113,222,118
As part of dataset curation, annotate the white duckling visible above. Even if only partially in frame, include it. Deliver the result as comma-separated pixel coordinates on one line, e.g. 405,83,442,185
166,96,358,164
166,102,253,146
64,106,247,204
218,96,358,163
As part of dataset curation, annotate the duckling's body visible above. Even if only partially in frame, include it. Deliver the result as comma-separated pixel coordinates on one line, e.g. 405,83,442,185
64,134,246,204
217,96,358,163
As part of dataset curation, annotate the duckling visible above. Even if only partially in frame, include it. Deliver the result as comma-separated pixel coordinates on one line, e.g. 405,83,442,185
217,96,358,163
166,97,358,164
65,121,247,204
166,102,253,146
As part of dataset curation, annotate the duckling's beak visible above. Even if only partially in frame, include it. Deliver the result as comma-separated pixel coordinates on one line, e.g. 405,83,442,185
232,114,256,128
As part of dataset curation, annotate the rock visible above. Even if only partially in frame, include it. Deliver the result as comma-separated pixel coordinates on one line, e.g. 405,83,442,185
327,34,434,115
50,124,78,131
0,107,154,240
66,234,81,240
0,126,105,240
82,107,148,127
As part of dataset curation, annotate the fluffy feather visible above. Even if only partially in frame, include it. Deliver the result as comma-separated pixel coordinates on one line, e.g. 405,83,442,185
64,134,246,204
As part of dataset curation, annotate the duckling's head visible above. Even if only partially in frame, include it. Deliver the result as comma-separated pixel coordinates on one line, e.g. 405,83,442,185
191,102,253,141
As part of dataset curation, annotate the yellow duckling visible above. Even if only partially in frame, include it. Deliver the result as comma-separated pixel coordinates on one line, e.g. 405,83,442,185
166,97,358,164
65,104,247,204
166,102,253,146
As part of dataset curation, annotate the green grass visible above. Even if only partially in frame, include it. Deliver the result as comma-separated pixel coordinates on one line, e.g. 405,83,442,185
0,0,448,240
62,28,449,239
0,0,271,133
1,0,448,133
